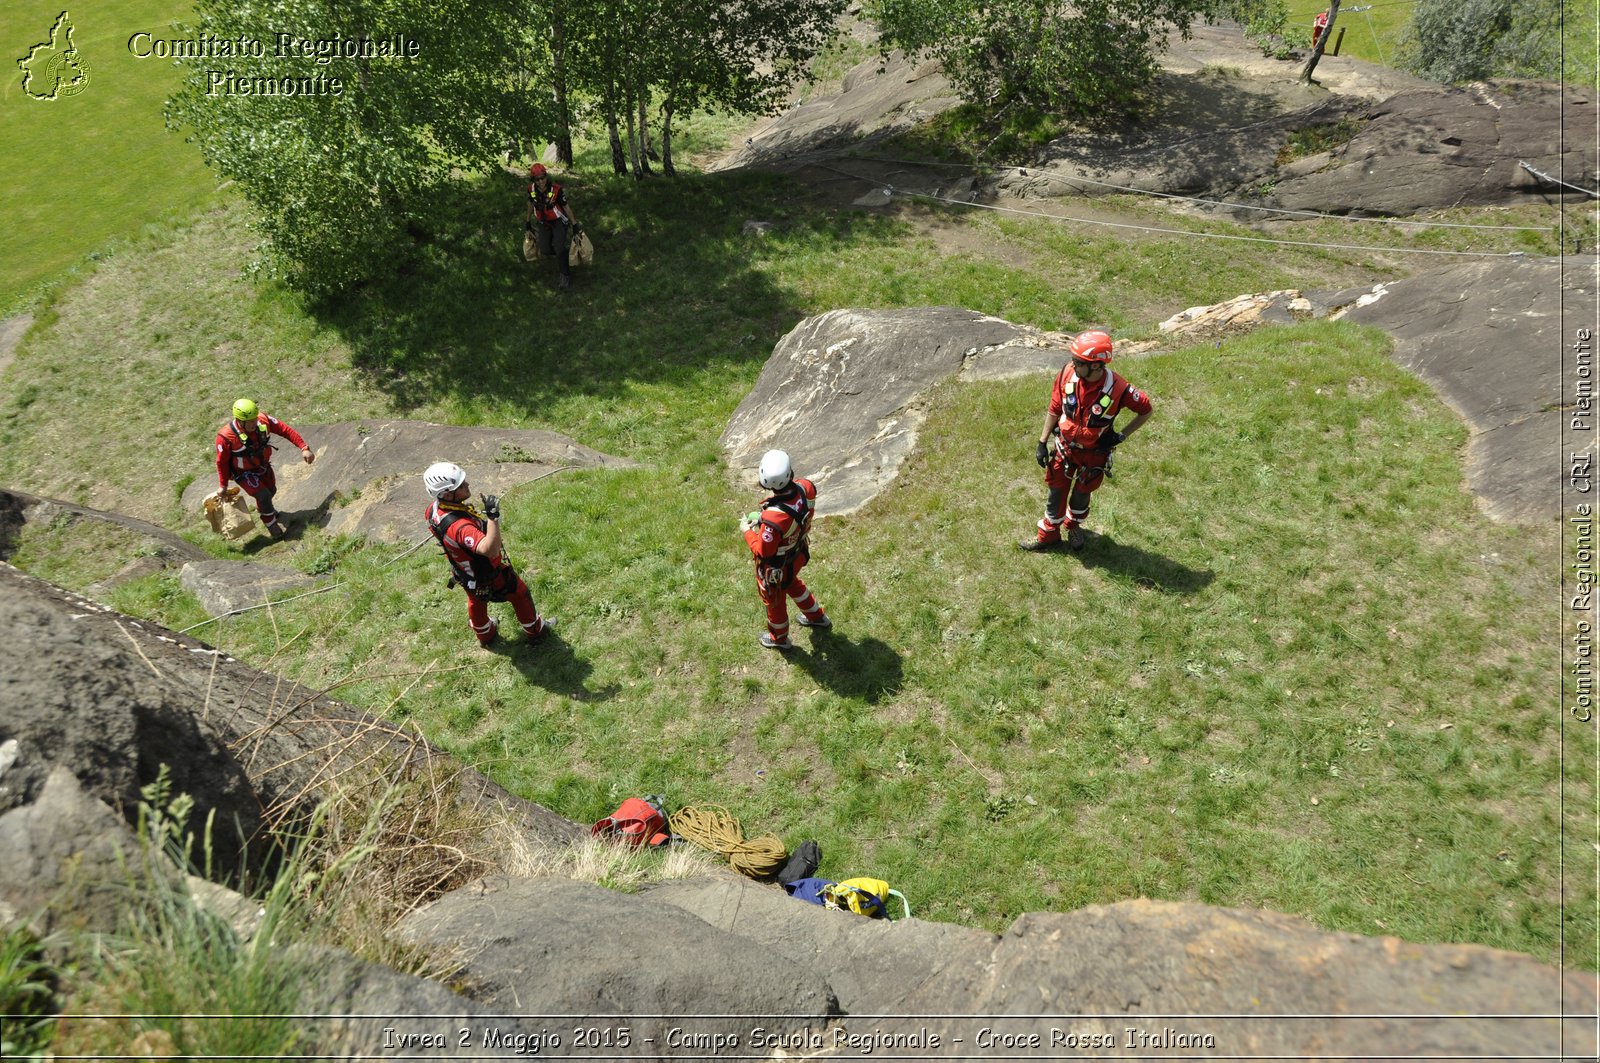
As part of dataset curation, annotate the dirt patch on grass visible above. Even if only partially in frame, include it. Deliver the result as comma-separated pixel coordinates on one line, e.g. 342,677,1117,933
0,314,31,380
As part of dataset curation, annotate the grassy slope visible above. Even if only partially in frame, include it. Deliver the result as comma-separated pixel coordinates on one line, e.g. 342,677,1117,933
1,155,1587,967
1,0,216,312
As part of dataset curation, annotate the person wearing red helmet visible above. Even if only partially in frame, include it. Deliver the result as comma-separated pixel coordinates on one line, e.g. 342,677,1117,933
742,449,830,650
1021,330,1153,551
523,162,581,290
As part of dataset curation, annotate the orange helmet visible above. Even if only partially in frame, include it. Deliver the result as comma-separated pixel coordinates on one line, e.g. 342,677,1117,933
1070,330,1113,363
529,163,548,179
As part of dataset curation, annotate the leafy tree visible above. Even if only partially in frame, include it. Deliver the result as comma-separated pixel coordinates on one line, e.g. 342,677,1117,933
1397,0,1562,83
167,0,547,293
869,0,1221,117
562,0,844,178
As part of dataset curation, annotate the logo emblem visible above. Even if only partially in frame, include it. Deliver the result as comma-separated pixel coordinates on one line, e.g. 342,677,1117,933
19,11,90,101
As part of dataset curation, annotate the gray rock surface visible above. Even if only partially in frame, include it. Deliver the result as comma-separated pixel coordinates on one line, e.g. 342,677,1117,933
0,767,163,933
711,50,961,173
721,307,1070,515
801,900,1596,1058
0,562,583,890
179,559,319,618
293,946,557,1059
1335,255,1595,522
398,874,839,1052
643,876,996,1014
1267,81,1595,215
180,420,635,544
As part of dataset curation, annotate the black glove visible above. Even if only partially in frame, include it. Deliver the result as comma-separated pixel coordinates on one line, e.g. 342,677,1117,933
523,220,533,232
1035,440,1050,468
1099,429,1124,451
482,494,500,521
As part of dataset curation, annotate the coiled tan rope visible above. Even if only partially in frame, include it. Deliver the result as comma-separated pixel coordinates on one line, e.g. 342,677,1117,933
668,805,787,880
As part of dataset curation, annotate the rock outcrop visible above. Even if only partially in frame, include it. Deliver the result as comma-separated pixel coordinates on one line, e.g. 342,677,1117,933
720,307,1071,515
178,420,635,545
1,561,1594,1059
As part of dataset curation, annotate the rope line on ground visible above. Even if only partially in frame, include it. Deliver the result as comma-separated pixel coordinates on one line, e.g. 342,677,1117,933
669,804,788,880
888,186,1540,258
755,139,1552,232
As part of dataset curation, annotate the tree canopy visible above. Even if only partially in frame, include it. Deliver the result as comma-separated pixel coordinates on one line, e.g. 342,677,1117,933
868,0,1226,118
169,0,844,291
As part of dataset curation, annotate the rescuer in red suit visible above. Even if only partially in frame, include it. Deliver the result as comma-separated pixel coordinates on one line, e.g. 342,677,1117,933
214,397,314,539
742,449,831,650
1022,331,1153,551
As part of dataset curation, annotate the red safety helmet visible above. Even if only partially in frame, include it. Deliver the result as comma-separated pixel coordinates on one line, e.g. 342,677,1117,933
529,163,548,179
1070,330,1114,364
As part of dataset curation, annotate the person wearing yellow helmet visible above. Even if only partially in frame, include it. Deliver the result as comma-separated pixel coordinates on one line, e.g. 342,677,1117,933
214,398,315,539
1021,331,1153,551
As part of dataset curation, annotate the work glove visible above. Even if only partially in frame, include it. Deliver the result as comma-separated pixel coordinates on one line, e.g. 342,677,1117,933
740,511,760,533
1035,440,1050,468
482,494,501,521
222,485,240,499
523,220,534,232
1099,429,1124,451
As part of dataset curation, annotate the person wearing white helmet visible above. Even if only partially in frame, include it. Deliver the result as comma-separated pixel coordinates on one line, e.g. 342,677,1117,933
423,461,553,648
740,449,830,650
1022,330,1153,551
213,397,315,540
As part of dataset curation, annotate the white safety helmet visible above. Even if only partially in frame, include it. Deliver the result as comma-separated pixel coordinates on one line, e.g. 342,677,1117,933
423,461,467,499
758,449,793,491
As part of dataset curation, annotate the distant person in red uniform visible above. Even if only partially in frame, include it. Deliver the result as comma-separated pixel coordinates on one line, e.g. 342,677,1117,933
742,449,830,650
423,461,553,648
214,398,314,539
524,162,582,291
1021,331,1153,551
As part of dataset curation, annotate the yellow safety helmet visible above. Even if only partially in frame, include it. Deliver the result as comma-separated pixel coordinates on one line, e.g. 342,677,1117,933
232,398,259,427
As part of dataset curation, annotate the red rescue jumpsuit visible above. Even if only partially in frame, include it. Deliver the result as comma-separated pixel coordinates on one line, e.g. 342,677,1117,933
215,415,308,531
743,479,828,642
426,500,548,646
1035,365,1153,543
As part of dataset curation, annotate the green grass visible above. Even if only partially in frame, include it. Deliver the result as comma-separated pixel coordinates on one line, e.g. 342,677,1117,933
1,0,219,312
0,113,1586,974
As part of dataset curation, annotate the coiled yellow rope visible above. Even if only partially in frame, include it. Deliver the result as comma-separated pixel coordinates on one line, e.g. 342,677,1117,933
668,805,788,880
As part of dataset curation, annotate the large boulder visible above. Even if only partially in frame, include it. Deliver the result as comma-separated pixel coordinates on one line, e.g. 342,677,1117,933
1157,256,1592,523
0,767,166,933
0,562,583,882
397,874,839,1053
807,900,1595,1058
179,559,318,618
180,420,635,544
642,876,997,1014
721,308,1070,515
1267,81,1596,216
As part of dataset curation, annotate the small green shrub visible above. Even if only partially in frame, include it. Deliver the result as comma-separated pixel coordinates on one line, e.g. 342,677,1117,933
1277,118,1365,165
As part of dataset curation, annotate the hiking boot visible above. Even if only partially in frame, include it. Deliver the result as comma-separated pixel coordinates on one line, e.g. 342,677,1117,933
759,633,795,650
1065,526,1087,551
558,273,572,290
797,613,831,629
1018,536,1062,552
476,619,499,647
265,520,287,540
524,617,556,644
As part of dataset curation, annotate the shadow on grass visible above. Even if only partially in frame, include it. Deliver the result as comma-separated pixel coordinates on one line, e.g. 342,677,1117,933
489,630,620,703
313,168,905,422
1075,533,1214,594
790,628,903,704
